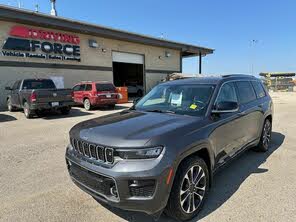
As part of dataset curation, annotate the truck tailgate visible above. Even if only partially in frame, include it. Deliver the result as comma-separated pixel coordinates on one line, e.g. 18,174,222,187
34,89,73,103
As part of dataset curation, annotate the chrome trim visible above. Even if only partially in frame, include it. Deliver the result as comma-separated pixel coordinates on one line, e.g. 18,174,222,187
212,107,239,113
105,147,114,164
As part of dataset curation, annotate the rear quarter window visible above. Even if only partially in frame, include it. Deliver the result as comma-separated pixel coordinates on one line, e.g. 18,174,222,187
251,81,266,98
235,81,257,104
96,83,115,91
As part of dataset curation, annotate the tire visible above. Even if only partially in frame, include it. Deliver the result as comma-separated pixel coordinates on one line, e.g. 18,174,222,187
7,98,16,112
84,99,92,111
165,156,209,221
254,118,272,152
108,104,115,109
23,102,33,119
60,107,71,115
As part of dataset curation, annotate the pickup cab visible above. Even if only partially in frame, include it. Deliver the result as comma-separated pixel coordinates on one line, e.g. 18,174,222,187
5,79,74,118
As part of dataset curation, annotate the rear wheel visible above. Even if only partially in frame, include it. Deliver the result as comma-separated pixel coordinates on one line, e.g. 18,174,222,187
255,118,272,152
23,102,33,119
7,98,16,112
165,156,209,221
84,99,91,111
60,107,71,115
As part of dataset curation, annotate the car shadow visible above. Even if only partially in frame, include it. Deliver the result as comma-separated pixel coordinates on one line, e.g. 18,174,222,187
0,113,17,122
40,108,93,120
97,132,285,222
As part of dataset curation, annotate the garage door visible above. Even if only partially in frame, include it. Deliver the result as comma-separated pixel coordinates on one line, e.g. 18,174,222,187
112,52,144,64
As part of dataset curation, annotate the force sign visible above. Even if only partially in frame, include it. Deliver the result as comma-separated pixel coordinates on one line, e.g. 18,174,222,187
2,26,81,62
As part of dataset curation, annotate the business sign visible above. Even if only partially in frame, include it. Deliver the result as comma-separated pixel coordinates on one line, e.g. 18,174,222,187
1,26,81,62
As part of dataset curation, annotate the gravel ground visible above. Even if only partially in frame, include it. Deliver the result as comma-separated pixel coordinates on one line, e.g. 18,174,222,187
0,93,295,222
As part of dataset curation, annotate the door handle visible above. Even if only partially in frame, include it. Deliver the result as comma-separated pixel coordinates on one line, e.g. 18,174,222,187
258,104,263,109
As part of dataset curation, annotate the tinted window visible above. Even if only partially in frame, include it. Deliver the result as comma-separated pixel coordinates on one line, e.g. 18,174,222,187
85,84,92,91
12,81,20,90
22,79,56,90
251,81,266,98
73,85,81,91
216,82,238,104
96,83,115,91
236,81,257,104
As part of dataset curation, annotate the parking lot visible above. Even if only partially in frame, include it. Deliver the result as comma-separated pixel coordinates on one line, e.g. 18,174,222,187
0,93,295,222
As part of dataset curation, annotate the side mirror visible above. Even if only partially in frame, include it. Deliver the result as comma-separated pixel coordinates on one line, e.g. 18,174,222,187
5,86,12,90
212,101,238,113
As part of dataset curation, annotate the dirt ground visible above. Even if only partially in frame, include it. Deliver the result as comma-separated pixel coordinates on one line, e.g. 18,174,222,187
0,93,295,222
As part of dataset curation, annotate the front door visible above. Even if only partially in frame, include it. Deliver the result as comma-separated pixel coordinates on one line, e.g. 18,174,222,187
209,82,244,166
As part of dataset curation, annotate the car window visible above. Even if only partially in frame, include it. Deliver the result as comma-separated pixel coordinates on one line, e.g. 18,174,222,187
251,81,266,98
79,84,86,91
22,79,56,90
235,81,257,104
12,81,19,90
73,85,81,91
96,83,115,91
216,82,238,104
85,84,92,91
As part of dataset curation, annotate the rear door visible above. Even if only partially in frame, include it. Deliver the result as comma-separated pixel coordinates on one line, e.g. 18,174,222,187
235,81,263,146
11,81,21,106
73,84,85,104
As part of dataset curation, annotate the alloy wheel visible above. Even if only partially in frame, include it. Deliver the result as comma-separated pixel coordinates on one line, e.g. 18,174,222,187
262,120,271,149
180,165,206,214
84,99,90,110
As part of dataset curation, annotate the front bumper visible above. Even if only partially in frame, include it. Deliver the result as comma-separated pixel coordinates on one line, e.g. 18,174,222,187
65,145,172,215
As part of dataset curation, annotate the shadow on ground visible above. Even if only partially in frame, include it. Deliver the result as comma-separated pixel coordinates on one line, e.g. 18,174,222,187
98,132,285,222
40,108,93,120
0,114,17,122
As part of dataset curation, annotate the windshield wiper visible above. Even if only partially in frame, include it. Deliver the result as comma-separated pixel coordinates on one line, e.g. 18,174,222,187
145,109,176,114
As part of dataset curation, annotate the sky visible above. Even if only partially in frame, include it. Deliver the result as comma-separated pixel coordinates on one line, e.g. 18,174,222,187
1,0,296,75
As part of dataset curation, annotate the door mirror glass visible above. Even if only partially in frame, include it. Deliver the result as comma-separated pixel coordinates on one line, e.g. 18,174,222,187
133,97,141,105
212,101,238,113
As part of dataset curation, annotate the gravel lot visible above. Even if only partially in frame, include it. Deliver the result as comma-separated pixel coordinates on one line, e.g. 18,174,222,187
0,93,295,222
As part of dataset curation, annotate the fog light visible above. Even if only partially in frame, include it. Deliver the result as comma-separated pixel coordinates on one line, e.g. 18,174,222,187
110,185,118,197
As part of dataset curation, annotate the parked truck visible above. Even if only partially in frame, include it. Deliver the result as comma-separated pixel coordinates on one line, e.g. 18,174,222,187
5,79,74,118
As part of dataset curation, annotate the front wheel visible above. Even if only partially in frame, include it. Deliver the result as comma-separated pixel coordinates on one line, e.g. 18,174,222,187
7,98,16,112
255,119,272,152
165,156,209,221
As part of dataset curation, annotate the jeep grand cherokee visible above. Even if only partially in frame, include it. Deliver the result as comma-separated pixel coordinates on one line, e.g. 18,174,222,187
65,74,273,221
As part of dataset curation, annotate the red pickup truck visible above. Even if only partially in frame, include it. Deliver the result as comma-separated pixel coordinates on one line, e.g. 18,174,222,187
73,81,118,110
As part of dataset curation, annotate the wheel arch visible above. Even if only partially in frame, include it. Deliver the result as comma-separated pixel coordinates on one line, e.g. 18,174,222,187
174,144,215,188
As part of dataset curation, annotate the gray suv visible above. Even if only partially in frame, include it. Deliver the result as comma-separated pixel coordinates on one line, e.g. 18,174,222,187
65,75,273,221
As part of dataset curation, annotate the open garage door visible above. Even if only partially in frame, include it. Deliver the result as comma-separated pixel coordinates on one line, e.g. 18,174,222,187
112,52,144,97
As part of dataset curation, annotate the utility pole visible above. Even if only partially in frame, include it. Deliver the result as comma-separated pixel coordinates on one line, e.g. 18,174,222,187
250,39,258,75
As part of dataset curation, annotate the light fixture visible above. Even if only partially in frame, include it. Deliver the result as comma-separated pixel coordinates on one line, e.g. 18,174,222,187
165,51,171,58
88,39,98,48
102,48,107,53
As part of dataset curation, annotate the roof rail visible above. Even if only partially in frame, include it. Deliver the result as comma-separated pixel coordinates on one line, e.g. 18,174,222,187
222,74,255,78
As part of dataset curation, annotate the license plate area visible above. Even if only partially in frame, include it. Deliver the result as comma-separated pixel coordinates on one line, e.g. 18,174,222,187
106,94,111,98
52,102,59,107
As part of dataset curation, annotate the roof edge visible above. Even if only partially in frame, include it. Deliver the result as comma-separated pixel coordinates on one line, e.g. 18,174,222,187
0,5,214,55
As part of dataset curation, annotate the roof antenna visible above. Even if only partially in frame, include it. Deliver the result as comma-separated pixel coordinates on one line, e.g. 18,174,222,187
50,0,57,16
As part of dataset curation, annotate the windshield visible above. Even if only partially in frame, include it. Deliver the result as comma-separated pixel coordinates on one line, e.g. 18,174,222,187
135,84,214,116
22,79,56,90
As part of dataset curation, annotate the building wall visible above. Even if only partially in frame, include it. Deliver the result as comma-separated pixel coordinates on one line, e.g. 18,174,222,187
0,21,181,108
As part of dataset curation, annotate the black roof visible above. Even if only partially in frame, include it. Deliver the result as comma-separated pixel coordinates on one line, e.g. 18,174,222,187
0,5,214,57
161,74,257,86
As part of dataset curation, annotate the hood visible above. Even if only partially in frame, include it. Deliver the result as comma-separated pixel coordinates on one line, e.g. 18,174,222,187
70,110,202,147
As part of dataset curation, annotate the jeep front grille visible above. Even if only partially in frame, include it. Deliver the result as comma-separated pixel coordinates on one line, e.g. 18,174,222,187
70,137,113,164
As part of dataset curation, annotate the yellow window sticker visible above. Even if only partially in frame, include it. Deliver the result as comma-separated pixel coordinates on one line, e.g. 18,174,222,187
190,104,198,109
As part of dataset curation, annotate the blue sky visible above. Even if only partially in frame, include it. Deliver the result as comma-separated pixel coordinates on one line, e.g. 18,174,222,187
2,0,296,75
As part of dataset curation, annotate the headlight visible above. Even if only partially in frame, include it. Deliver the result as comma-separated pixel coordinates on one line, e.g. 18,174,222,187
115,146,164,159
